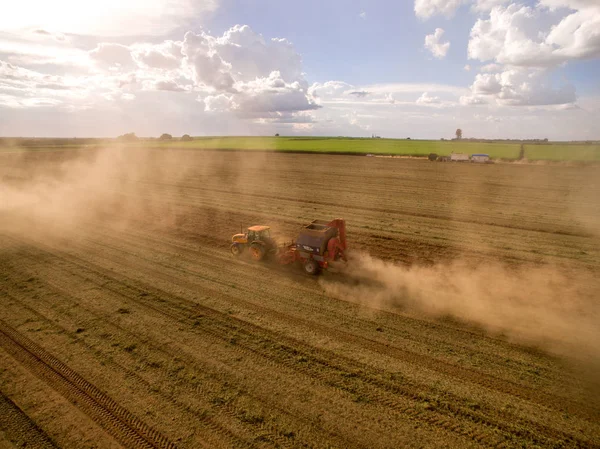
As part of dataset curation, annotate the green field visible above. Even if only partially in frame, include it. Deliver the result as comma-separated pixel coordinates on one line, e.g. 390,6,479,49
144,136,523,159
2,136,599,161
523,144,600,161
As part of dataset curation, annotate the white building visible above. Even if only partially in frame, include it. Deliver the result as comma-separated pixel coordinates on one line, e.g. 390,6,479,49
471,153,491,163
450,152,469,162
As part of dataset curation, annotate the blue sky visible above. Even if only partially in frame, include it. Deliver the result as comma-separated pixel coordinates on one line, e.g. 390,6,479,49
208,0,470,85
0,0,599,139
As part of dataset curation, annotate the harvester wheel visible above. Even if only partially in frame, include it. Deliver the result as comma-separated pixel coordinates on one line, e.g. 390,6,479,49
230,243,242,256
303,259,320,275
249,243,265,261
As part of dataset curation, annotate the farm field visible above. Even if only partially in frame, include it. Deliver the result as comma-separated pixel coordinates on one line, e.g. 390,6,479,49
1,148,599,448
2,136,600,161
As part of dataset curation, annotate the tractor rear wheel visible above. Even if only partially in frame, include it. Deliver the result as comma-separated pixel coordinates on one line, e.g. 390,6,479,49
303,259,320,275
249,243,265,261
230,243,242,256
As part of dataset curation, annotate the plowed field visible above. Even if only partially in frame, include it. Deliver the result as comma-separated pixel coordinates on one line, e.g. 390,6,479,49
1,149,599,448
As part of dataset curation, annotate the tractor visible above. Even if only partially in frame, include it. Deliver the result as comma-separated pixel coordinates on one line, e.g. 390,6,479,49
230,225,278,261
230,219,348,275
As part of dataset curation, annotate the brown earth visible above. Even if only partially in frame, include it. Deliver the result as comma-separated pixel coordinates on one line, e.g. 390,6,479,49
0,148,599,448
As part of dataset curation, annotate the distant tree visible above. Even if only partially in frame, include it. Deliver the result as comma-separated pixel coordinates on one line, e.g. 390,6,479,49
455,129,462,140
543,138,548,143
159,133,173,140
275,133,280,137
181,134,193,142
117,132,138,142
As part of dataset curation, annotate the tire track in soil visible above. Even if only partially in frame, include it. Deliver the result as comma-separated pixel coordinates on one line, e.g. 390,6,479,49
0,391,59,449
0,243,470,449
71,228,600,424
0,286,357,449
129,180,592,238
0,319,177,449
0,303,260,449
2,238,504,448
8,235,596,449
106,223,573,371
96,224,578,389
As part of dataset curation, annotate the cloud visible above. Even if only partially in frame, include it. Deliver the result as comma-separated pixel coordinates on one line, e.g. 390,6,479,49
359,11,367,19
132,42,183,69
182,32,235,91
306,81,464,108
151,80,188,92
1,24,319,121
0,60,87,103
1,8,597,141
415,0,466,19
480,63,502,72
308,81,354,101
464,64,472,71
472,73,502,94
460,95,489,105
472,0,510,12
468,3,600,67
229,71,320,116
89,43,135,69
0,38,90,67
1,0,219,37
180,26,317,117
363,83,466,95
214,25,304,83
466,69,577,106
32,29,68,42
256,111,316,125
425,28,450,59
203,94,234,112
416,92,442,104
540,0,600,11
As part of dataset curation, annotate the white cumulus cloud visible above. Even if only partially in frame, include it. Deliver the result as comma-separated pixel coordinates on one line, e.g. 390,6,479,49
425,28,451,59
472,0,510,12
416,92,442,104
132,42,183,70
466,69,577,106
89,43,135,69
415,0,466,19
468,3,600,67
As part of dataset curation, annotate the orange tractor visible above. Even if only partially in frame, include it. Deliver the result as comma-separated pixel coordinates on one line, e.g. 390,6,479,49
230,218,347,275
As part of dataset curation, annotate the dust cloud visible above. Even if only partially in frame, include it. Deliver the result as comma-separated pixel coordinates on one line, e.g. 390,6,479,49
0,144,274,240
322,252,600,362
0,147,187,234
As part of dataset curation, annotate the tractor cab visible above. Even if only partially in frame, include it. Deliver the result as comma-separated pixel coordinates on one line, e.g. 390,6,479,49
247,226,271,243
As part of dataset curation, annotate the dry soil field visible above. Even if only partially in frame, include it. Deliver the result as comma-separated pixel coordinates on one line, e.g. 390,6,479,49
0,148,599,449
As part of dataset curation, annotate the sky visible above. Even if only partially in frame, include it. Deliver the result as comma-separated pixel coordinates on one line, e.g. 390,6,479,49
0,0,599,139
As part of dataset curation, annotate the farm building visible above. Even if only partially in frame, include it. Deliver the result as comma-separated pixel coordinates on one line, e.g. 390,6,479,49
450,152,469,162
471,153,491,163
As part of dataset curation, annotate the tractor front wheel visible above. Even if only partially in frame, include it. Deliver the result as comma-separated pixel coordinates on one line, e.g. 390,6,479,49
303,259,320,275
250,243,266,261
230,243,243,256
